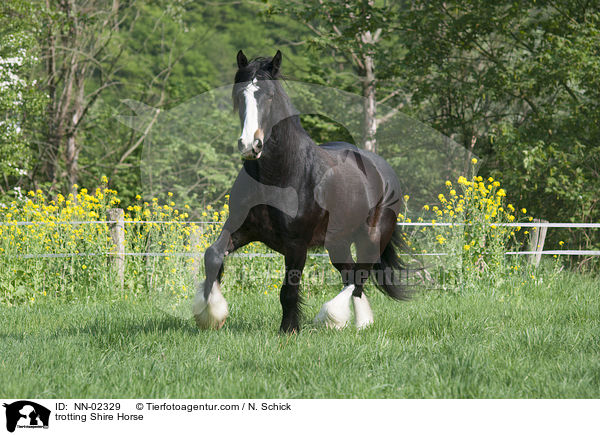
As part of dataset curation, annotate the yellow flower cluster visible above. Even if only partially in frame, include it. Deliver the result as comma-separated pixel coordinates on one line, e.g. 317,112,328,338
399,174,531,285
452,175,523,225
0,186,117,258
1,179,302,307
0,180,233,306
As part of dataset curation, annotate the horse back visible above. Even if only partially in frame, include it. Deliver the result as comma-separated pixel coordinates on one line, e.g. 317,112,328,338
319,141,358,152
317,142,401,210
312,142,403,240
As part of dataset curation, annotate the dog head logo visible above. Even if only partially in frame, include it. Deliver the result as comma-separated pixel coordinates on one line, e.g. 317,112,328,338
3,401,50,432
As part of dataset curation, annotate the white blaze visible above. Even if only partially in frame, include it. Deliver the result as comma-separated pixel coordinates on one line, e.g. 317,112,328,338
239,78,260,148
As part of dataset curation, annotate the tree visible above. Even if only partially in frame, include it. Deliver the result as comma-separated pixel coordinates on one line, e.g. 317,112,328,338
84,0,314,205
401,0,600,250
38,0,131,189
270,0,407,153
0,0,46,196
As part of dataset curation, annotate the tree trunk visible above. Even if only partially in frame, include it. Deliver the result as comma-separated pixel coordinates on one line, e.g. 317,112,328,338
360,26,380,154
41,0,60,183
362,52,377,153
40,0,123,190
66,64,86,189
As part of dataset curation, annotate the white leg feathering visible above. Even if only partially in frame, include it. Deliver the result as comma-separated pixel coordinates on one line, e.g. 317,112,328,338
193,281,229,329
352,293,374,329
314,284,354,329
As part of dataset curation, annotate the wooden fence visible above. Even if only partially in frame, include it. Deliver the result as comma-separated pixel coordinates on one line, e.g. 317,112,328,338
2,208,599,288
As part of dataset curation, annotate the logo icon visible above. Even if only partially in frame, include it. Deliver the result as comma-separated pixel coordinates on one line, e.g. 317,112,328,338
3,401,50,433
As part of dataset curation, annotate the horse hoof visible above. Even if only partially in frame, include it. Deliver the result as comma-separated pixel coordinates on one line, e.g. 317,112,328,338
314,304,348,329
314,285,354,329
194,313,227,330
193,281,229,330
212,318,226,330
193,304,228,330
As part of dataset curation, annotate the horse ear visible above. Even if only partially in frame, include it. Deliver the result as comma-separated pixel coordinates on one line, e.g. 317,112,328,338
270,50,282,76
237,50,249,69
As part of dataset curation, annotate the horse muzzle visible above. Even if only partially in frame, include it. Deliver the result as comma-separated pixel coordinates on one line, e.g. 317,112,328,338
238,137,263,160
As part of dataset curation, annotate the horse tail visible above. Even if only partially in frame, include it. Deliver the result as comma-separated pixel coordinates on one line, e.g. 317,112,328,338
370,224,413,301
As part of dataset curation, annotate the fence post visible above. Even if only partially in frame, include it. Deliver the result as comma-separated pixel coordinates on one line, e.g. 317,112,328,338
528,218,548,268
190,226,202,280
108,208,125,288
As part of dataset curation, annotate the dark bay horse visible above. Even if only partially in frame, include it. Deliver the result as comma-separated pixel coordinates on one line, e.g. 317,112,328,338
193,50,409,333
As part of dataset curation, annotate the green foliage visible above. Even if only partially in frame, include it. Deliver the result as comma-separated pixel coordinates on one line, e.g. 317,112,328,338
400,1,600,252
79,0,313,205
1,0,599,259
0,182,320,307
269,0,402,82
401,172,535,291
0,0,46,185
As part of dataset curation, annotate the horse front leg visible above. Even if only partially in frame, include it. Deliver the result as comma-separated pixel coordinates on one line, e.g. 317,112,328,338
193,228,249,329
280,245,307,333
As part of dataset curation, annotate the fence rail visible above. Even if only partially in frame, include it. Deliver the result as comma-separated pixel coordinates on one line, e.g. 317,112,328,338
2,220,600,228
7,250,600,260
2,208,599,289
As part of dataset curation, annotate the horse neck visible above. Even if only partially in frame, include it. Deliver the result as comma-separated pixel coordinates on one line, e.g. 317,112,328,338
246,115,314,184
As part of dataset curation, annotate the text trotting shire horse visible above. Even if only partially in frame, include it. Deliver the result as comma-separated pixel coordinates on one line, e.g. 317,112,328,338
193,49,410,333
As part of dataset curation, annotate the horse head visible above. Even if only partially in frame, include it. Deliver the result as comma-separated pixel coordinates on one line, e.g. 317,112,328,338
233,50,294,160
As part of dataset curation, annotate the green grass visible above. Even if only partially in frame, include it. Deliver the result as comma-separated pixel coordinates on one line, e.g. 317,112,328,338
1,267,599,398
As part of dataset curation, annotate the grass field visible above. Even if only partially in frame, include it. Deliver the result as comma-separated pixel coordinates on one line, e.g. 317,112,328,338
1,264,599,398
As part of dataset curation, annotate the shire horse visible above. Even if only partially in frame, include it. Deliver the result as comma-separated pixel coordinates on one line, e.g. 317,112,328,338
193,50,409,333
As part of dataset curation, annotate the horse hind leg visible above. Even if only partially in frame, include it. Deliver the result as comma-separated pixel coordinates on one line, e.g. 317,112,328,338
350,206,408,329
350,229,387,329
313,279,375,330
314,284,355,329
314,242,355,329
352,289,374,330
349,269,375,330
